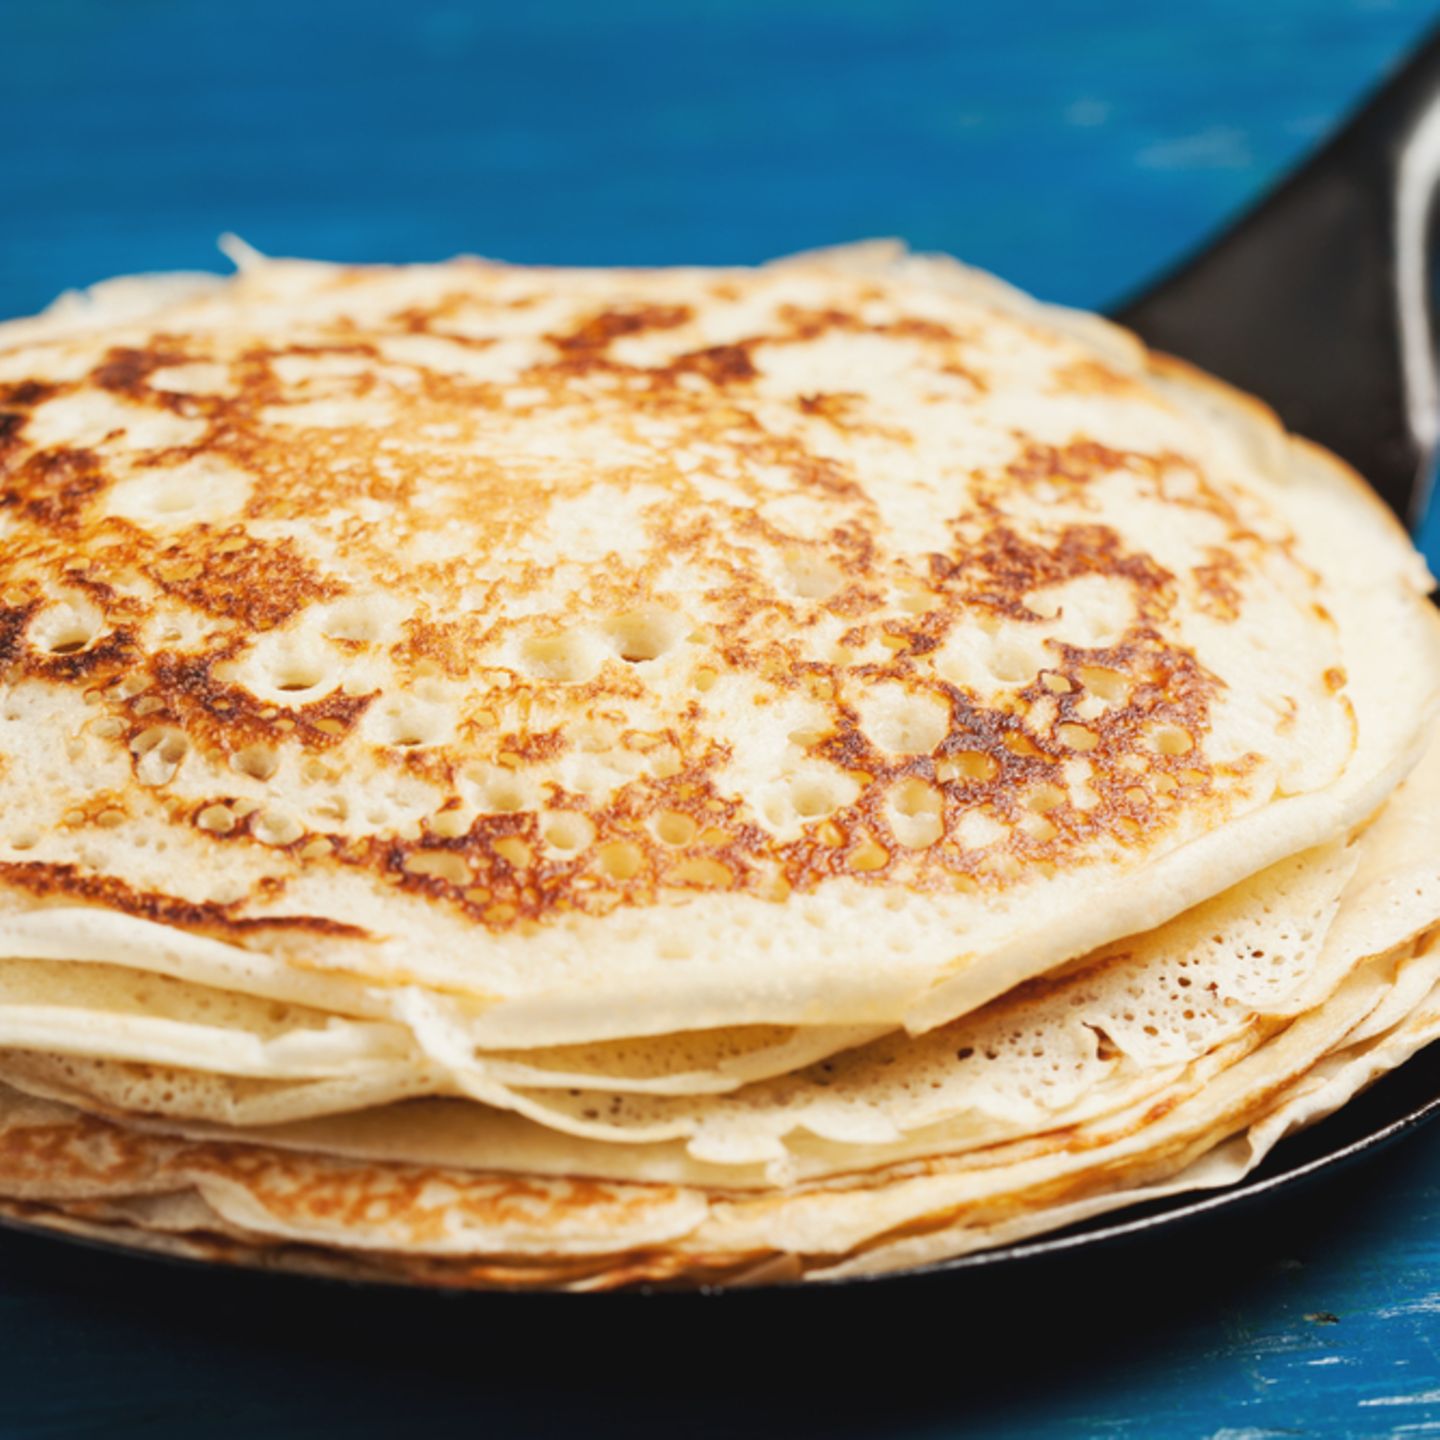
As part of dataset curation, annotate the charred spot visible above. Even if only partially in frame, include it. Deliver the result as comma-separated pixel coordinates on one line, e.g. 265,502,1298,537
0,382,60,462
90,344,190,396
0,862,368,939
665,344,758,386
0,380,58,410
898,629,942,657
885,315,964,345
550,304,693,354
392,305,441,334
1,448,107,531
292,687,376,742
61,569,131,626
777,304,968,349
1192,547,1246,621
784,449,862,502
793,389,919,443
776,305,865,341
145,527,345,631
797,391,860,423
933,523,1174,622
814,708,884,774
1045,634,1217,771
365,814,560,922
28,625,137,682
936,688,1042,771
824,584,884,620
1002,436,1245,531
0,412,26,461
268,340,380,361
142,647,375,749
0,601,41,668
829,523,879,576
1004,437,1134,490
393,615,492,681
387,288,500,333
496,727,568,765
53,790,133,831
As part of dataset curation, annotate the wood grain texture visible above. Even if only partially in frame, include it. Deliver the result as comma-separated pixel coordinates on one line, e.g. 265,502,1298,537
1,0,1439,1434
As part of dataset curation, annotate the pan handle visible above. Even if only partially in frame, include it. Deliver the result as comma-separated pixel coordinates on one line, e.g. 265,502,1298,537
1111,28,1440,527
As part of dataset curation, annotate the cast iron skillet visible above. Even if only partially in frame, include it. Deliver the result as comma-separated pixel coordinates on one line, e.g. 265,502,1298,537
4,31,1440,1306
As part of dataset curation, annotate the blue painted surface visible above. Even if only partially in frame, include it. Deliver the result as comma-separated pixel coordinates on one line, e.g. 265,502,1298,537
3,1,1440,1434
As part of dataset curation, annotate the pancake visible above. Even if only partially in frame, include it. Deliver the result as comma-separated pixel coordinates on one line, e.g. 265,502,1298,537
0,242,1436,1288
0,928,1433,1288
0,957,883,1098
0,245,1433,1051
0,834,1358,1161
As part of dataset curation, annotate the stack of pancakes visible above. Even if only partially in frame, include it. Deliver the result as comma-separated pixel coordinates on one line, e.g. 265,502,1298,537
0,242,1435,1288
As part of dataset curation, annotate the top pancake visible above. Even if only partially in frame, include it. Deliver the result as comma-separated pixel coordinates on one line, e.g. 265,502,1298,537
0,244,1434,1044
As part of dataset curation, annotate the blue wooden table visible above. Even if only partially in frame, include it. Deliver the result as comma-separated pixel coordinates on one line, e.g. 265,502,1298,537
3,1,1440,1433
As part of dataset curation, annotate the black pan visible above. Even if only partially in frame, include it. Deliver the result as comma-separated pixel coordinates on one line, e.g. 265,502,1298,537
2,30,1439,1306
1114,24,1440,526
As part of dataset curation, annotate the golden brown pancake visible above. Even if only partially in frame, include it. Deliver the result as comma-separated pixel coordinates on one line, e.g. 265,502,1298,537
0,243,1435,1287
0,244,1433,1049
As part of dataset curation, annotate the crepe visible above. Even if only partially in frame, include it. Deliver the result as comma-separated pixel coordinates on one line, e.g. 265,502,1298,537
0,927,1434,1289
0,244,1433,1050
0,242,1435,1287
